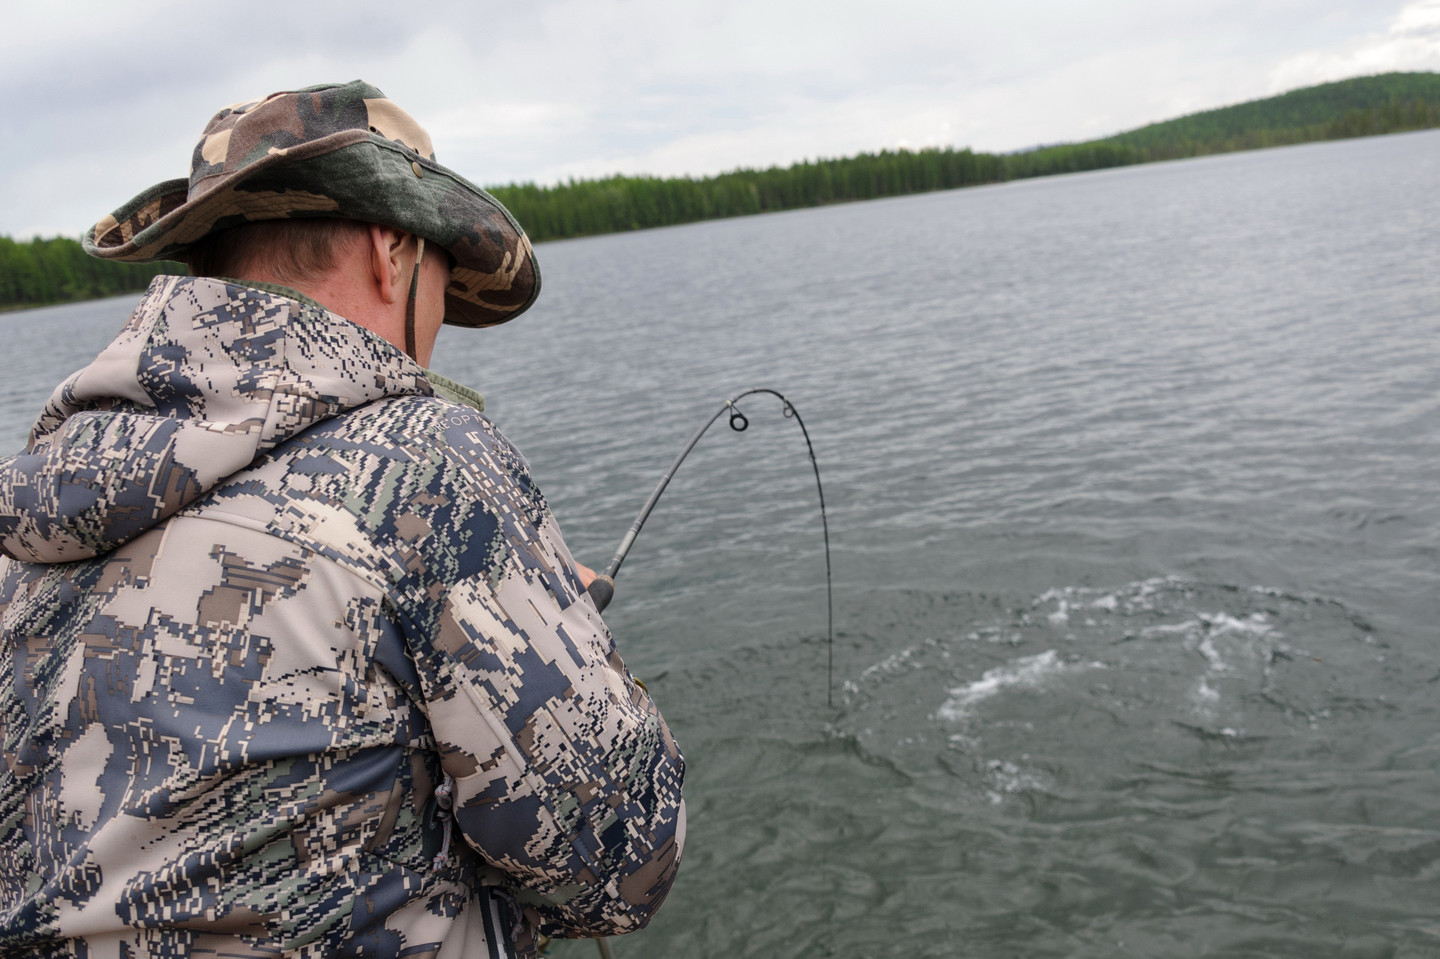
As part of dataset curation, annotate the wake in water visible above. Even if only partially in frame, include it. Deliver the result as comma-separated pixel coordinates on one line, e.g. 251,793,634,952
628,576,1437,958
839,576,1395,809
637,575,1439,959
936,648,1106,722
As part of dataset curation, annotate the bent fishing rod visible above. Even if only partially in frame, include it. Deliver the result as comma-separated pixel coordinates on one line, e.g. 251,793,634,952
584,388,835,706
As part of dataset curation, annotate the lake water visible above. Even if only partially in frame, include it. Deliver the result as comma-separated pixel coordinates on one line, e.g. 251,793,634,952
5,129,1439,957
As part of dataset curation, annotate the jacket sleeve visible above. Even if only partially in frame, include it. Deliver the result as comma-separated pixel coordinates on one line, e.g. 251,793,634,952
398,421,685,938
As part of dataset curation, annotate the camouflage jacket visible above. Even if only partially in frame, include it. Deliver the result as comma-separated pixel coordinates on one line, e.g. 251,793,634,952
0,277,685,959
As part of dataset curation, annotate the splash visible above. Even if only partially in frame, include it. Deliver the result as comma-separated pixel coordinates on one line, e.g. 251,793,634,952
936,649,1104,721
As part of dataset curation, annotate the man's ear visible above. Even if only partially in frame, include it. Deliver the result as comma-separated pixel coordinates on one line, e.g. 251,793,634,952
367,224,412,305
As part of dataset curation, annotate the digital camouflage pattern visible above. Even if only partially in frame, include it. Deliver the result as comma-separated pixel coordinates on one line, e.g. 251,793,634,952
83,81,540,329
0,276,684,958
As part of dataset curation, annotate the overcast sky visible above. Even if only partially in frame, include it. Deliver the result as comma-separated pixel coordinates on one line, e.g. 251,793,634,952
3,0,1438,238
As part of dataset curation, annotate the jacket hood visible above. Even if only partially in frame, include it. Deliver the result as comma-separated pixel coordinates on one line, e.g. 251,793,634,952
0,276,433,564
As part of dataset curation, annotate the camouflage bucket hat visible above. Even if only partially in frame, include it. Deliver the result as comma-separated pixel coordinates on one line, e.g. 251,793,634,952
83,80,539,328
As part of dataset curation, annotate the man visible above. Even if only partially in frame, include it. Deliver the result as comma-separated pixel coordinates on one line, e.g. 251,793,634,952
0,82,684,959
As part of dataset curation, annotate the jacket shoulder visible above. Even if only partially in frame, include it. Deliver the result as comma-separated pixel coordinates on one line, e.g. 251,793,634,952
190,392,545,587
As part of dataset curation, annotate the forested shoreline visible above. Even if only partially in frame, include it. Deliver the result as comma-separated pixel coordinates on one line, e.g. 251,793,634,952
0,237,178,312
493,72,1440,240
4,71,1438,311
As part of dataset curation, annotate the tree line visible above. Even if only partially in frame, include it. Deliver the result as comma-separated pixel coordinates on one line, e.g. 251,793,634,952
491,147,1006,240
491,72,1440,241
0,236,177,312
1100,71,1440,160
4,72,1438,309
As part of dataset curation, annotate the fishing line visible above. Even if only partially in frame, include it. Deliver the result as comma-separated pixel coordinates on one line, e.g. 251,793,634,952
585,388,835,707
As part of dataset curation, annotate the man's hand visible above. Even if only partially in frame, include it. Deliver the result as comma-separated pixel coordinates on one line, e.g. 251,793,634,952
575,562,597,590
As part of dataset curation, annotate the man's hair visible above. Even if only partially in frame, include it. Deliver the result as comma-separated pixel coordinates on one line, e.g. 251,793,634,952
187,218,369,286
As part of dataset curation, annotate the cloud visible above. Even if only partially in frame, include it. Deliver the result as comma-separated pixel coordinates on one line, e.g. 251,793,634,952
1268,0,1440,92
1,0,1428,237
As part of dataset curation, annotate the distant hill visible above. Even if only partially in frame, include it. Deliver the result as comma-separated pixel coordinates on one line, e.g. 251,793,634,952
3,72,1438,309
1004,71,1440,177
1106,71,1440,157
491,72,1440,241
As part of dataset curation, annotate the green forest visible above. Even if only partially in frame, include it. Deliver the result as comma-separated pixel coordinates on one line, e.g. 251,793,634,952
3,71,1438,310
0,236,177,312
494,71,1440,239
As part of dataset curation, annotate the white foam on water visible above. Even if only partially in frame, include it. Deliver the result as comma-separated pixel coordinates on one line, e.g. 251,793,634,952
859,646,918,682
1194,676,1222,703
1202,611,1273,636
936,650,1103,721
1203,612,1273,673
1198,636,1229,672
1142,620,1200,637
1014,581,1296,736
1038,588,1072,624
1038,578,1174,626
1139,611,1274,672
984,759,1049,805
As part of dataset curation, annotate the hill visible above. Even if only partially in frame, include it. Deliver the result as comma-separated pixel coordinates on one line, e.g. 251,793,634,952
1106,71,1440,157
494,72,1440,238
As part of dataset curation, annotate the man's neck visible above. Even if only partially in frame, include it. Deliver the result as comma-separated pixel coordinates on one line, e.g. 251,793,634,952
216,275,480,408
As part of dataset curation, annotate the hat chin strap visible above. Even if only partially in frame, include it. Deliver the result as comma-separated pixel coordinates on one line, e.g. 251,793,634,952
404,236,425,362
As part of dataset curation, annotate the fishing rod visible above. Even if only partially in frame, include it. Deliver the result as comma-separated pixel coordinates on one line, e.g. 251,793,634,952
585,388,834,706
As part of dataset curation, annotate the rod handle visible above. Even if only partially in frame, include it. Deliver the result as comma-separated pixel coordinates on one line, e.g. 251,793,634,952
586,574,615,613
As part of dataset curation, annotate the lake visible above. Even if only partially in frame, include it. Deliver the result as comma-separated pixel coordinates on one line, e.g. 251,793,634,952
5,128,1439,957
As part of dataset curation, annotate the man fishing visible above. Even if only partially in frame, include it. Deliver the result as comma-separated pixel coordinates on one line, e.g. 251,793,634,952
0,81,684,959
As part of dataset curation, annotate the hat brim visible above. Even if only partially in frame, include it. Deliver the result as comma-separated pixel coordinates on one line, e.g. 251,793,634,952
84,131,539,329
